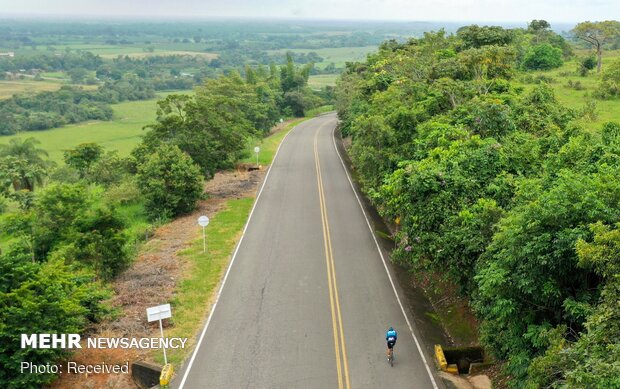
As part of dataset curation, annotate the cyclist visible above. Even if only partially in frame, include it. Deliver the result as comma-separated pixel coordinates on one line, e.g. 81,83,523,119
386,326,397,358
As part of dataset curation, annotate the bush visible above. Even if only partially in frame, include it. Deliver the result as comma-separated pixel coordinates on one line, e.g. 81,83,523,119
63,143,104,178
567,80,583,90
578,55,597,76
85,151,129,187
104,177,141,205
0,195,7,214
0,249,111,387
51,206,130,280
595,59,620,99
534,74,556,84
522,44,563,70
579,100,598,121
137,144,203,219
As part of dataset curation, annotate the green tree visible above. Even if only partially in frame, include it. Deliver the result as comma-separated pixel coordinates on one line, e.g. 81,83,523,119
528,222,620,388
85,151,128,187
137,144,203,219
528,20,551,33
522,44,564,70
457,25,515,49
578,55,597,76
572,21,620,72
32,183,89,259
0,138,49,191
141,71,283,178
68,67,88,84
474,167,620,382
0,248,110,388
349,115,399,190
53,206,129,280
63,143,104,178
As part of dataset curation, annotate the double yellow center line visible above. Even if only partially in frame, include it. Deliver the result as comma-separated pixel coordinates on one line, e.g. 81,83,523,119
314,129,351,389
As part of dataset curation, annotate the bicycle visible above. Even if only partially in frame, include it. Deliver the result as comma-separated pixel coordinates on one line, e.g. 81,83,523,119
387,347,395,367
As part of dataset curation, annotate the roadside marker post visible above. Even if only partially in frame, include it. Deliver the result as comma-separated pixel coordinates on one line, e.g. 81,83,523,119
254,146,260,167
146,304,172,365
198,215,210,253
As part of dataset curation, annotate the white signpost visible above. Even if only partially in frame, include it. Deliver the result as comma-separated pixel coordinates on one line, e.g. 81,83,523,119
254,146,260,167
146,303,172,365
198,215,210,253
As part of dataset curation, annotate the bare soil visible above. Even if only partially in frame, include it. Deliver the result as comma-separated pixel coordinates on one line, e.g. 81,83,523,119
48,170,265,389
440,372,492,389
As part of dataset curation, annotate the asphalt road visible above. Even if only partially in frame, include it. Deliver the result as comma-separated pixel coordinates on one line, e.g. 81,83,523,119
175,113,440,388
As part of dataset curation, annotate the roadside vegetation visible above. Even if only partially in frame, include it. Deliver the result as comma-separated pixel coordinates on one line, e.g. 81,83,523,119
0,52,325,386
336,19,620,388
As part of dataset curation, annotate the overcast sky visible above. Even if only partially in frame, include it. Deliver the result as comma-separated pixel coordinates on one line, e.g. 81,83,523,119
0,0,617,22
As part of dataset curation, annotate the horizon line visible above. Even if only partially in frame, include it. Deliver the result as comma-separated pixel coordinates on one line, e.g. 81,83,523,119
0,13,581,25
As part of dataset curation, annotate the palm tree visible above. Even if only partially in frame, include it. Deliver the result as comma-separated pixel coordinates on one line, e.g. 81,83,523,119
0,137,48,162
0,137,49,191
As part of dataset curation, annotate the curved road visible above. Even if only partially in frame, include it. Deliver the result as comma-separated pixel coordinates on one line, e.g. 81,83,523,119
175,113,440,388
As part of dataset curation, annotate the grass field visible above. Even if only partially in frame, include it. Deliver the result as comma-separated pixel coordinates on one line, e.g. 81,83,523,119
3,43,219,60
0,78,64,99
306,104,335,117
516,49,620,129
39,71,67,80
308,74,339,89
0,92,180,162
269,45,377,69
98,50,218,59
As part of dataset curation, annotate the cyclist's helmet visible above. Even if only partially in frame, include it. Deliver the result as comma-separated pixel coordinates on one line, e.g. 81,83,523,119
388,327,394,331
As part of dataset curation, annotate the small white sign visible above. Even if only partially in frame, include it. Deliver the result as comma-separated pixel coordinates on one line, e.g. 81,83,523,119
147,304,172,322
254,146,260,154
198,215,210,227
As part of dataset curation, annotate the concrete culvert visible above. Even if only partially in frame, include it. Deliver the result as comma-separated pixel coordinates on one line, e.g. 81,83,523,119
442,346,487,374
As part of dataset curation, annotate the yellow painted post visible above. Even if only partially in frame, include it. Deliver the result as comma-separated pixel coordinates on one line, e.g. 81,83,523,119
160,363,174,387
434,344,460,375
435,344,448,370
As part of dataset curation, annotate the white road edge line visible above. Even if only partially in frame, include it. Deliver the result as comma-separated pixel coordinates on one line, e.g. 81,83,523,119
331,122,440,389
178,120,304,389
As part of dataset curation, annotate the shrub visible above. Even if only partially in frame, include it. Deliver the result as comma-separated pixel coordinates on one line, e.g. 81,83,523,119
579,100,599,121
136,144,203,219
522,44,563,70
104,177,141,205
52,206,130,280
0,249,111,387
567,80,583,90
595,59,620,99
578,55,597,76
63,143,104,178
0,194,7,214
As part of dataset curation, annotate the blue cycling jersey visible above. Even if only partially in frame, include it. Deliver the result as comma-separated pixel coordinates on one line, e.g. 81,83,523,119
386,329,397,341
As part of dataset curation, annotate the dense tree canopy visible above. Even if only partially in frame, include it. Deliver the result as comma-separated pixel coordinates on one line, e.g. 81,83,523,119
336,24,620,387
